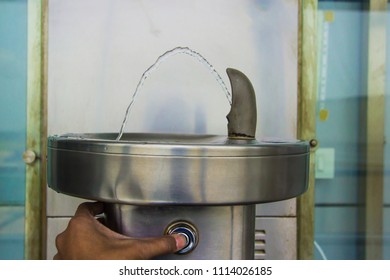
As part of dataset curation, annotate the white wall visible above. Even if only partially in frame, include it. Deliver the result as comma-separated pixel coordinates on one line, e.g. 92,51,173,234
48,0,298,139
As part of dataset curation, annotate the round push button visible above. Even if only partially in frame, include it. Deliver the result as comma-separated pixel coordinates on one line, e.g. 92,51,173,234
165,221,199,255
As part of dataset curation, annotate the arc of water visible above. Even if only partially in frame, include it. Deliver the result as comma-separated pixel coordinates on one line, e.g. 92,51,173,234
116,46,232,141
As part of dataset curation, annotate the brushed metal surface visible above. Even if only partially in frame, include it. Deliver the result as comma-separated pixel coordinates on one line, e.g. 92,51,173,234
47,133,309,205
46,215,297,260
104,204,256,260
255,217,297,260
226,68,257,139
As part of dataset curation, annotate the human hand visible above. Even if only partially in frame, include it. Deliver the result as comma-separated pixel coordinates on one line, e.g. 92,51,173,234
54,202,187,260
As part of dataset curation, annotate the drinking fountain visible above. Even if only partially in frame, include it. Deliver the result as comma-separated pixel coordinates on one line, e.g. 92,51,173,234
47,68,309,259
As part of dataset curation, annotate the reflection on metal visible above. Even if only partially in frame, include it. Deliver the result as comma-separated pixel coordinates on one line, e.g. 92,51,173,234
47,133,309,205
359,0,387,260
297,0,318,260
25,0,47,260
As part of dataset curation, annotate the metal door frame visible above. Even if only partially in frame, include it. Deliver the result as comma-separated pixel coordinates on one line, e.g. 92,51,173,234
25,0,47,260
297,0,318,260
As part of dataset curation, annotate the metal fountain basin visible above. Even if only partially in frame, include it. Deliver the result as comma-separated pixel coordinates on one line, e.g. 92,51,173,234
47,132,309,206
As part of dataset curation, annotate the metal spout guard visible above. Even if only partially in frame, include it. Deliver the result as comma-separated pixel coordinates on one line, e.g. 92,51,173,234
226,68,257,140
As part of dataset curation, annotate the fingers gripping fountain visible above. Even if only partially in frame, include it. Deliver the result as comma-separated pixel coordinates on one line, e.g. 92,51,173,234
47,49,309,259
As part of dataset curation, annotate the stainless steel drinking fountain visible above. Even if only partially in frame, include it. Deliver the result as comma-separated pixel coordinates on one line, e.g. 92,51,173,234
47,68,309,259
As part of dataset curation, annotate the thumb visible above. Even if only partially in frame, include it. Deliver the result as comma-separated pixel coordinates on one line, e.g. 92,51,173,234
135,234,188,259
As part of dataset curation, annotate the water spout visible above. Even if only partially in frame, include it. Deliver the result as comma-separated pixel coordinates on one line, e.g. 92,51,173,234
226,68,257,139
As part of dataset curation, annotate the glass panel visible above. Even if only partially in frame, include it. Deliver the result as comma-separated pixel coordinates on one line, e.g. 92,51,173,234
314,0,389,260
0,0,27,259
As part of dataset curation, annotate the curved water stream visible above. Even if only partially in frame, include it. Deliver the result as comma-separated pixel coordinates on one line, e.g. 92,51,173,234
116,47,231,141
